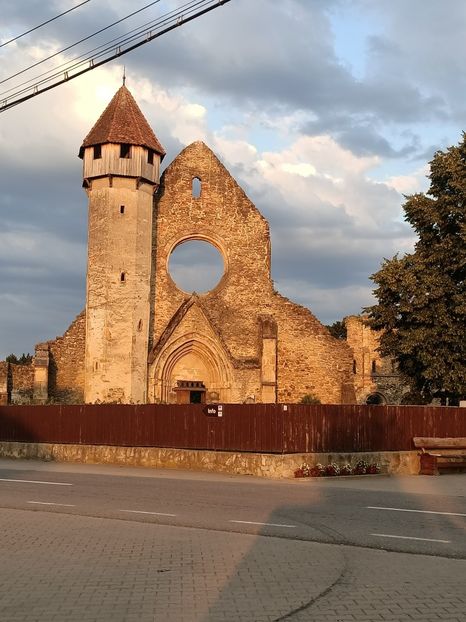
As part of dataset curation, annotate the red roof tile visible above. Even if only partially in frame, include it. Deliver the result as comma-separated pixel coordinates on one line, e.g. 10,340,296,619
79,85,165,159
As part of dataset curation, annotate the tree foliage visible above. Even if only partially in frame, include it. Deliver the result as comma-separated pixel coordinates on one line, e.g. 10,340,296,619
299,393,321,404
366,134,466,402
325,320,347,340
5,353,33,365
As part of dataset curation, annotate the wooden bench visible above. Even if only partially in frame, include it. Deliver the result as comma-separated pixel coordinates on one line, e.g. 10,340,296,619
413,437,466,475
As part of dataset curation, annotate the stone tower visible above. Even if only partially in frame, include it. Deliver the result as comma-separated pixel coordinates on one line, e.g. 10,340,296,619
79,85,165,403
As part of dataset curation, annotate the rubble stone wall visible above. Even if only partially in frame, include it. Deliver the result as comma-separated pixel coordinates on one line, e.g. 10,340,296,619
47,311,86,403
10,364,34,404
149,142,355,404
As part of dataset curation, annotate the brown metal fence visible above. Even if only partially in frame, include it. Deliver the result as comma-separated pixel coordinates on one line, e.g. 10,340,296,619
0,403,465,454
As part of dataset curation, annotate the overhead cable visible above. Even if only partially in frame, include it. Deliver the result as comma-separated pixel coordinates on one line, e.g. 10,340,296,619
0,0,92,48
0,0,232,113
0,0,204,98
1,0,162,85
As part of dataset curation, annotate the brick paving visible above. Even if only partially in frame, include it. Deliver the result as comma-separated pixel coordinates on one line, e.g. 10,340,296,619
279,546,466,622
0,507,465,621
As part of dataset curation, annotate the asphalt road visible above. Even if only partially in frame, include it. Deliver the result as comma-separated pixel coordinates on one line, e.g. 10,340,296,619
1,458,465,557
1,459,465,621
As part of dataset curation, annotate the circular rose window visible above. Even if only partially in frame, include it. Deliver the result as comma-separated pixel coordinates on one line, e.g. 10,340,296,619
168,240,225,294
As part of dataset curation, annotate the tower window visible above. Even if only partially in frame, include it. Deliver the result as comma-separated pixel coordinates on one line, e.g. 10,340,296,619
147,149,154,165
120,272,126,283
120,205,125,214
93,144,102,159
192,177,201,198
120,143,131,159
137,319,143,332
353,360,357,374
371,360,377,374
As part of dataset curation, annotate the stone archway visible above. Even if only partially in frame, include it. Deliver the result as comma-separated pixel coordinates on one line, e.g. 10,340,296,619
149,333,233,404
365,392,387,405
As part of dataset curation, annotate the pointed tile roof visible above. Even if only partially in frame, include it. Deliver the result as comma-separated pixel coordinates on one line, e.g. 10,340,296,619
79,85,165,159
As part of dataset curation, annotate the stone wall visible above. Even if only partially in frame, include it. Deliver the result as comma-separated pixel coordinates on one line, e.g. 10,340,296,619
149,142,355,404
0,361,35,405
0,362,8,405
346,315,408,404
0,442,420,477
83,175,155,403
47,311,86,403
273,295,355,403
10,363,34,404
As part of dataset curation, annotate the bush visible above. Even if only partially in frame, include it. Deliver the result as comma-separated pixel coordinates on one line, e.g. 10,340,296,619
299,393,321,404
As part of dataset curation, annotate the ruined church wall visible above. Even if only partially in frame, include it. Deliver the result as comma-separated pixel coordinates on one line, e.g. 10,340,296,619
150,141,272,362
345,315,407,404
10,364,34,404
150,142,355,404
47,311,86,403
148,297,262,404
0,362,35,405
271,295,355,404
0,362,8,405
345,315,378,402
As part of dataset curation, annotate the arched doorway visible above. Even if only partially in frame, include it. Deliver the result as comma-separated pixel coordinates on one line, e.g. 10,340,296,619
149,335,233,404
365,392,387,405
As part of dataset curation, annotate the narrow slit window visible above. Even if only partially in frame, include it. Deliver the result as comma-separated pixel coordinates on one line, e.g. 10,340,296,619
192,177,201,198
147,149,154,165
371,360,377,373
93,144,102,159
120,205,125,214
120,272,126,283
137,319,143,332
353,360,357,374
120,143,131,159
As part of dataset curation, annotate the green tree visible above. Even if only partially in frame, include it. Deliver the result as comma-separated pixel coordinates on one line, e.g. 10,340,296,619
325,320,347,340
366,134,466,403
5,353,32,365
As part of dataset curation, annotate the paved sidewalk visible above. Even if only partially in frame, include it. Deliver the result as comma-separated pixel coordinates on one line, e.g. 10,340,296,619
1,507,465,621
285,545,466,621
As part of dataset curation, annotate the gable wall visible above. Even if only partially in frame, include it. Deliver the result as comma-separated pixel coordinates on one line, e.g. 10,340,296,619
150,142,355,404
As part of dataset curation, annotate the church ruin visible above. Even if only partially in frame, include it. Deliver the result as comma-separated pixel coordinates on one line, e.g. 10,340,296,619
0,85,403,405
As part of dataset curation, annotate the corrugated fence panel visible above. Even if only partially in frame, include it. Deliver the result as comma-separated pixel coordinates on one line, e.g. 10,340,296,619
0,404,465,453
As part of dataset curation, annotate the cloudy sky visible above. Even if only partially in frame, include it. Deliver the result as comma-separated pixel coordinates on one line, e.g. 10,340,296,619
1,0,466,359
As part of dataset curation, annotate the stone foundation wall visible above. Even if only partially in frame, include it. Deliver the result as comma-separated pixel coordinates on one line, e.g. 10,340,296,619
0,441,420,477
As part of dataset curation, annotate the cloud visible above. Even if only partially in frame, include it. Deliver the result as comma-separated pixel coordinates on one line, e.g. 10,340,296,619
1,0,465,360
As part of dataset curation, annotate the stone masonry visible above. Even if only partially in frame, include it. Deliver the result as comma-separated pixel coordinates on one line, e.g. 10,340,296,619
147,141,356,404
2,85,402,405
346,315,408,404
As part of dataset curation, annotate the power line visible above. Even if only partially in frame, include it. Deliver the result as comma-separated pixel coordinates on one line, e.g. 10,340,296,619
0,0,92,48
0,0,232,113
1,0,162,86
0,0,206,99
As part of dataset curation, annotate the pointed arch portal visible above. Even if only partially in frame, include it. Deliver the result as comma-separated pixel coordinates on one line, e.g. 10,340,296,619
149,334,233,404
